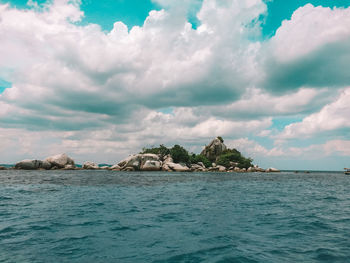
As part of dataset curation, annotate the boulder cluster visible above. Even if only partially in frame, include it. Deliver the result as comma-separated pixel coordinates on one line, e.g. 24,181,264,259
14,153,76,170
7,137,280,173
115,153,190,172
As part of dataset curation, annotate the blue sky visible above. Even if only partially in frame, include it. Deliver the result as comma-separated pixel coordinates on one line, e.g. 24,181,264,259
0,0,350,170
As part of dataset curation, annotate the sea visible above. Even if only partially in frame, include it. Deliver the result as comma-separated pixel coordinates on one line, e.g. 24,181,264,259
0,170,350,263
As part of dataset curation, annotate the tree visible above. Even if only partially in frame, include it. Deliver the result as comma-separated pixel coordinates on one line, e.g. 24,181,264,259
216,148,253,169
141,144,170,158
170,144,189,163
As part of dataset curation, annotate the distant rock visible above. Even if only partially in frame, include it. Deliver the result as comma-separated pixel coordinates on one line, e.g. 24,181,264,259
201,137,227,162
15,159,43,170
45,153,75,169
266,167,280,173
83,161,99,169
0,166,7,170
247,167,255,172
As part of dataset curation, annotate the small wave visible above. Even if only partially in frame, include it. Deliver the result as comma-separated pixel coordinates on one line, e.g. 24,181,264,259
154,245,235,263
110,226,133,231
0,196,13,201
0,226,15,234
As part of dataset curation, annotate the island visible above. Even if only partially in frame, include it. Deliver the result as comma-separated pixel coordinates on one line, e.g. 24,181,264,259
9,137,280,173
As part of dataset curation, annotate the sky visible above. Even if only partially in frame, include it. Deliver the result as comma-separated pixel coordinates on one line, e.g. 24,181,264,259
0,0,350,170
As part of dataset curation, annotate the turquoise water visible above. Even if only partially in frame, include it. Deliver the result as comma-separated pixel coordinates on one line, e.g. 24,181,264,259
1,170,350,262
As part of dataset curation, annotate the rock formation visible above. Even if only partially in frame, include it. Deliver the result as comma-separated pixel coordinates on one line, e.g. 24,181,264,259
200,137,227,162
15,159,44,170
45,153,75,169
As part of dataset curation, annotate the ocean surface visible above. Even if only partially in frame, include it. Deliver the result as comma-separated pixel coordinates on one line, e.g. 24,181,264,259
1,170,350,263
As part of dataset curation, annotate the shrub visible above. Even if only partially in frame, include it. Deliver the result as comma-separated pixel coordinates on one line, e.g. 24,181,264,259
141,144,170,157
216,148,253,169
189,154,211,168
170,144,189,163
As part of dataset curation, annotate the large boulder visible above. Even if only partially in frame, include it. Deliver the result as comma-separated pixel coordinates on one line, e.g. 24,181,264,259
164,162,190,172
45,153,75,169
118,154,160,171
83,161,99,169
200,137,227,162
141,160,162,171
118,154,141,170
15,159,43,170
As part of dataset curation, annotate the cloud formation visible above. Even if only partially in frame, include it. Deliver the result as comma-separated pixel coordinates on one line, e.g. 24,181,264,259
263,4,350,92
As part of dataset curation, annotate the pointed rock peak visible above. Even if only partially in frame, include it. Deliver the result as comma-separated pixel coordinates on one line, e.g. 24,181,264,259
200,137,227,162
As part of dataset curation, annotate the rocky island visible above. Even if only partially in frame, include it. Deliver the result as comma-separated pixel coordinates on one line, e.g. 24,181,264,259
10,137,279,172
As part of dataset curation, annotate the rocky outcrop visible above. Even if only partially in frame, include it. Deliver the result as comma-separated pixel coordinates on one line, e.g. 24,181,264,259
45,153,75,169
201,137,227,162
15,159,43,170
14,154,76,170
0,166,7,170
83,161,99,169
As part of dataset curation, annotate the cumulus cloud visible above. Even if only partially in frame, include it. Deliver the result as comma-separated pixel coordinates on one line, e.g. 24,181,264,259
197,87,332,120
0,0,268,131
277,88,350,139
263,4,350,92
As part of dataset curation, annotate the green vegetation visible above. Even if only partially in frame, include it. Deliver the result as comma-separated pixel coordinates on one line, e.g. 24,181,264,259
217,136,224,143
189,154,211,168
141,138,253,169
141,144,170,157
216,149,253,169
170,145,189,164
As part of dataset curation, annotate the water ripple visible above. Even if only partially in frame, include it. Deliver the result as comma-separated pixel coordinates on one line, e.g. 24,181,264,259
0,170,350,262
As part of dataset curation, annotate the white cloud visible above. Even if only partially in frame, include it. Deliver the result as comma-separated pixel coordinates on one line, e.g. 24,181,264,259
201,87,331,119
271,4,350,62
277,88,350,139
263,4,350,91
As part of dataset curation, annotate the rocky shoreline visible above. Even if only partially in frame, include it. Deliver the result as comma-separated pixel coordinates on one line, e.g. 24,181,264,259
2,137,280,173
